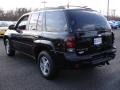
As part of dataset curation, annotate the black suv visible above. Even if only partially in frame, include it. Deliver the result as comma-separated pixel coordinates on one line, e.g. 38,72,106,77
4,9,116,79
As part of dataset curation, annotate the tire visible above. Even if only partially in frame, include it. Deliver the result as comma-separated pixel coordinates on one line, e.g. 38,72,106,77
5,39,15,56
38,51,58,80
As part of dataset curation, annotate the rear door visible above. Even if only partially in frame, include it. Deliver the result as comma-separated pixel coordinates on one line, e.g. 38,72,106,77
26,12,44,55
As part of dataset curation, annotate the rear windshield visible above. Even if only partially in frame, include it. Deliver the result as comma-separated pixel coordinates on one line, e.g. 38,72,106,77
66,10,111,31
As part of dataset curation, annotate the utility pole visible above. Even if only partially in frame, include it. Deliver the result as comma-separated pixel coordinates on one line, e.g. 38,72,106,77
67,0,70,8
41,0,47,9
107,0,110,20
113,9,116,20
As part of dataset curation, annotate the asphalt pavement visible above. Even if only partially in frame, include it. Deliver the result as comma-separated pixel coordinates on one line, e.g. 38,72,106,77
0,30,120,90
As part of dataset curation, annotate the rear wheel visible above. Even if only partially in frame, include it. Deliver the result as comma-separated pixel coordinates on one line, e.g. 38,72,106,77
5,39,15,56
38,51,58,80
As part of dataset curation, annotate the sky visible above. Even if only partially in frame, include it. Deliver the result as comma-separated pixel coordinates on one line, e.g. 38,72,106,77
0,0,120,16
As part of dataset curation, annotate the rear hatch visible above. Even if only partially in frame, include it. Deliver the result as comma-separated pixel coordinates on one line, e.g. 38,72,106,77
66,9,114,55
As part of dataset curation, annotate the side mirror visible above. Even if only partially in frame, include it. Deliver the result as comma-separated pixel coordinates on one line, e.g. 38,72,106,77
8,25,15,30
16,25,26,34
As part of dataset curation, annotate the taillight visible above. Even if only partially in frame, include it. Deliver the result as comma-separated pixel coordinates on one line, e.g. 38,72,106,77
66,36,76,52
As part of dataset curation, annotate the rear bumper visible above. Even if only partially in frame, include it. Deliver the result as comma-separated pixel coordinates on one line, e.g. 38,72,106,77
64,47,116,64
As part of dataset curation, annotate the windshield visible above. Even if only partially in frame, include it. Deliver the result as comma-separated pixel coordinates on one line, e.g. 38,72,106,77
66,10,111,31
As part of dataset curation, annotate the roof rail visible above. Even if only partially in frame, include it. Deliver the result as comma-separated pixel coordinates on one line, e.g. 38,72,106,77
38,6,96,12
66,5,95,11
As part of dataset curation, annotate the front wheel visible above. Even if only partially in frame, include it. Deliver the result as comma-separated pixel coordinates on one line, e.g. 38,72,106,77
38,51,58,80
5,39,15,56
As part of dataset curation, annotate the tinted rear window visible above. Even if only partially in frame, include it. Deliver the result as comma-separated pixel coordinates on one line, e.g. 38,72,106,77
66,10,111,31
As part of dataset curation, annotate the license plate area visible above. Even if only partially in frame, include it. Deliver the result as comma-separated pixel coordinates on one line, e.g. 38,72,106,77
94,37,102,45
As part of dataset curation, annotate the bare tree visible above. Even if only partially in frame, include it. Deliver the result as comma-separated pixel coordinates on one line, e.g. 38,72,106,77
0,8,31,21
0,8,5,20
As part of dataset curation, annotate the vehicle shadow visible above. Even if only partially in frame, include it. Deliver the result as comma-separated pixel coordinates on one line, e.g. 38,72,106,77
10,52,119,90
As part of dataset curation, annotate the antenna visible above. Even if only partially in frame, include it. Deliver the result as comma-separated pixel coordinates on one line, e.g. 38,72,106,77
107,0,110,20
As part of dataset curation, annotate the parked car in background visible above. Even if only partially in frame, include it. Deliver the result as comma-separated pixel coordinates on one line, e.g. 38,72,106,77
0,21,17,37
116,21,120,28
0,21,9,37
108,21,118,29
6,21,17,26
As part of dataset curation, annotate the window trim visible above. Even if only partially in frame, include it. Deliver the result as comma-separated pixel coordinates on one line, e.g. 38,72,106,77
15,15,29,30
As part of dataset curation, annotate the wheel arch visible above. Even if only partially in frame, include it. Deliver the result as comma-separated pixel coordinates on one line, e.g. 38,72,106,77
33,40,55,59
3,35,10,45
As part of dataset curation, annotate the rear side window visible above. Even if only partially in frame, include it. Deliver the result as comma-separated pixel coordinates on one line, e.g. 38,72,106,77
46,11,67,32
66,10,111,31
28,13,39,30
